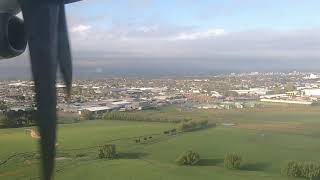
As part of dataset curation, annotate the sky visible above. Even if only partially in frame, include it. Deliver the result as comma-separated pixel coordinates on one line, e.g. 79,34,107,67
2,0,320,78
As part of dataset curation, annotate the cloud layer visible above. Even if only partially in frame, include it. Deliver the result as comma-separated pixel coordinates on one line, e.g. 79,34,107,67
68,21,320,65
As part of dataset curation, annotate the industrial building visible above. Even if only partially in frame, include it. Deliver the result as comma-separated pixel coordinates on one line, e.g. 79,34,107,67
302,89,320,97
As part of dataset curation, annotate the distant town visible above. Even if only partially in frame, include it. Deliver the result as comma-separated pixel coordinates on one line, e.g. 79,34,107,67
1,71,320,124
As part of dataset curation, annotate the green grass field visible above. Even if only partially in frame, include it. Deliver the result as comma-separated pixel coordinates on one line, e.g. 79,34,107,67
2,105,320,180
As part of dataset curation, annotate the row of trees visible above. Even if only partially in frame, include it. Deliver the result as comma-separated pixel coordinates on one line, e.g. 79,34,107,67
81,110,184,122
103,111,154,121
0,108,36,128
179,119,210,132
102,111,185,123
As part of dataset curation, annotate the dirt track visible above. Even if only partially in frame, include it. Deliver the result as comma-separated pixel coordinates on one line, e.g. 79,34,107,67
25,129,40,139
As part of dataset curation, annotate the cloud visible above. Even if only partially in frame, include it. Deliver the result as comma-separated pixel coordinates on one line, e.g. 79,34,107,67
4,17,320,78
68,21,320,61
70,24,91,33
62,0,320,64
172,28,227,40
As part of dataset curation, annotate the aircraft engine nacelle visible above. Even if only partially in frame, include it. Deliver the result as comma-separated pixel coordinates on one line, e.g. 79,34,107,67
0,0,27,59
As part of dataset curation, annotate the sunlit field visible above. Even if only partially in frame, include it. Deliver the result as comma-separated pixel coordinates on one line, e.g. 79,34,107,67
2,105,320,180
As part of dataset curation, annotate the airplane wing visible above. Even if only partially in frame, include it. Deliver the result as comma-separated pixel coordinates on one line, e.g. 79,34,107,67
18,0,80,179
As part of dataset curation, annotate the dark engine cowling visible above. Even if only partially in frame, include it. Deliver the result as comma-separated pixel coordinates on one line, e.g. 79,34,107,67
0,13,27,59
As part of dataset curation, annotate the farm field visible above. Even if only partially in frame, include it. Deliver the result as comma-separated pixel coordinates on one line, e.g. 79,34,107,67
2,105,320,179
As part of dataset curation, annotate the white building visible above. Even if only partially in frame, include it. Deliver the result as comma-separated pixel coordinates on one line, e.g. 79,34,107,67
260,99,313,105
78,105,120,115
303,89,320,97
304,74,319,80
260,94,288,99
192,90,200,94
232,88,269,95
211,91,223,98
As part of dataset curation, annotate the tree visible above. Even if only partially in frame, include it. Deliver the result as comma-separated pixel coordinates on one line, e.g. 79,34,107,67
273,84,283,94
282,160,320,179
284,83,296,92
224,152,242,169
80,110,94,120
223,91,238,97
2,110,19,128
0,101,7,111
98,144,116,159
281,160,301,177
176,150,200,165
24,108,37,126
16,95,26,101
1,115,18,128
0,108,37,128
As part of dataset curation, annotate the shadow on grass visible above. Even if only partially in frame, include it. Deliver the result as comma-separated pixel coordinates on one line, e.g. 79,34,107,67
117,152,148,159
184,124,217,133
241,162,270,171
197,158,224,166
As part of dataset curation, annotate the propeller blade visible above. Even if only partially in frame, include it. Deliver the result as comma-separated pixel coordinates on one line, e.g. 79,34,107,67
57,4,72,95
19,0,73,179
63,0,82,4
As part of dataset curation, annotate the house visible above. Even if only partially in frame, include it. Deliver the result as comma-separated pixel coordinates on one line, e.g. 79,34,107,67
211,91,223,98
124,102,140,111
138,101,155,110
234,102,244,109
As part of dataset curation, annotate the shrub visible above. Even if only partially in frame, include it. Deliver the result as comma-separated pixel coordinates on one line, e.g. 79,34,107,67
282,160,320,179
302,162,320,179
98,144,116,159
176,150,200,165
224,152,242,169
183,118,192,122
0,117,16,128
163,130,169,134
75,153,86,158
281,160,302,177
170,128,177,134
198,120,209,128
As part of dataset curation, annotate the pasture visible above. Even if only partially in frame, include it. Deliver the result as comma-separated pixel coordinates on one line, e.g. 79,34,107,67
1,105,320,179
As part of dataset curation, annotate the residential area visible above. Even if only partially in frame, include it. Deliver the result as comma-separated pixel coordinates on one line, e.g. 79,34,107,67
1,72,320,125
